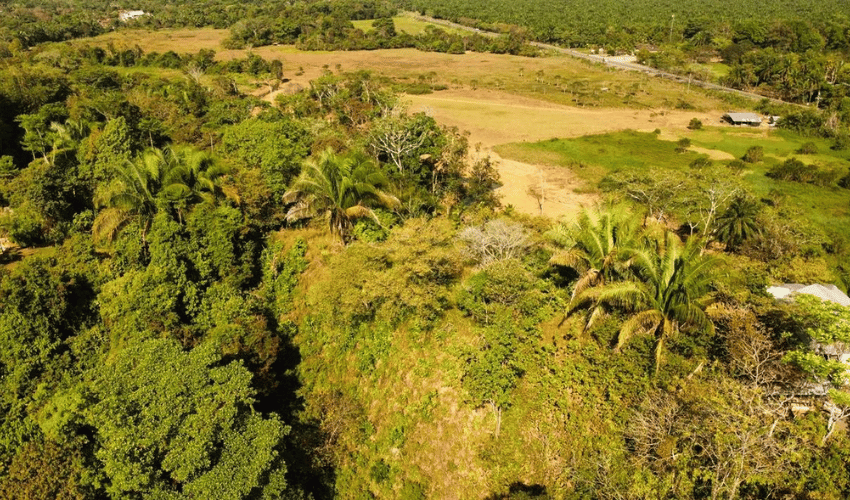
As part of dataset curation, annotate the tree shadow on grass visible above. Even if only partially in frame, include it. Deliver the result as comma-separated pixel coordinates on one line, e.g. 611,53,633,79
485,482,550,499
253,319,337,499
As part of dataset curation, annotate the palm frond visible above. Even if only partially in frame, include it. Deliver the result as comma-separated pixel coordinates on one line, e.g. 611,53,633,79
617,309,664,350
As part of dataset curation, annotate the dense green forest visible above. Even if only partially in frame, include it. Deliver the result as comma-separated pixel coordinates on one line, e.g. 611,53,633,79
401,0,850,111
2,1,850,499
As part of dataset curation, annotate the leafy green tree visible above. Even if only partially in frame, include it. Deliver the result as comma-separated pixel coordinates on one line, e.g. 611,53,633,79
784,294,850,444
569,231,717,371
77,116,135,188
15,102,68,162
463,316,524,438
220,115,311,199
0,437,100,499
87,338,291,499
283,149,399,242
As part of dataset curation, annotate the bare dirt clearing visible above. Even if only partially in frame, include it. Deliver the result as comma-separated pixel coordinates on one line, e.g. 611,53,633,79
406,89,718,218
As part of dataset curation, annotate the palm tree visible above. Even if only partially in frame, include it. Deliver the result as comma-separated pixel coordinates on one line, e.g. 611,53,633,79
92,146,227,244
714,195,761,251
548,206,642,331
283,149,400,243
158,147,229,223
569,231,717,372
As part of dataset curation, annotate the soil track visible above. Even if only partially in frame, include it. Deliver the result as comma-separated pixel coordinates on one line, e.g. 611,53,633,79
405,88,718,219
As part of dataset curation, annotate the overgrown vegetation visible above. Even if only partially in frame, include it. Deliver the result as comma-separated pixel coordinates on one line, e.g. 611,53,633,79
2,1,850,499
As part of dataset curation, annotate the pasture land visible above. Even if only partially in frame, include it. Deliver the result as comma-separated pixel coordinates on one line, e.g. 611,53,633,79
72,28,781,218
496,128,850,232
352,13,468,35
75,28,736,112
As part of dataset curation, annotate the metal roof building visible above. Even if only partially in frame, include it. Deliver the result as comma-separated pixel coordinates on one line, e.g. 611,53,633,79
767,283,850,307
724,112,763,126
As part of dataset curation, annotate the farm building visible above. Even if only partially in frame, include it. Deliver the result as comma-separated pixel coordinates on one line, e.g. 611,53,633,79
723,112,762,126
767,283,850,307
119,10,146,22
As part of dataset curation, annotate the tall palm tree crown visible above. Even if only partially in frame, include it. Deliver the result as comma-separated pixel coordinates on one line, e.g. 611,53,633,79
549,206,641,331
92,146,227,244
283,149,400,242
569,230,717,372
714,195,761,251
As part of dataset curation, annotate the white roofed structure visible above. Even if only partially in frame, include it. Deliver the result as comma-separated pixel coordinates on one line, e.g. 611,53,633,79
724,112,762,126
767,283,850,307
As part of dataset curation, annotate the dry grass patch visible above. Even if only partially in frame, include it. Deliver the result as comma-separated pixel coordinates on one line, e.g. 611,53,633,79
75,27,227,52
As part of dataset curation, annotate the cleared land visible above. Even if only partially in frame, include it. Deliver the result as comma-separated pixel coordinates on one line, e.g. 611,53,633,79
497,129,850,233
74,28,755,218
404,88,718,216
352,13,468,36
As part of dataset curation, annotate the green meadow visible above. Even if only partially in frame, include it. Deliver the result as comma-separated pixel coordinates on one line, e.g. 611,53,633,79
496,127,850,233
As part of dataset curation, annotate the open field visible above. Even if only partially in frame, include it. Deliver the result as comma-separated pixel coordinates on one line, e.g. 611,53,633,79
75,28,733,111
72,28,759,218
404,89,719,216
352,13,468,36
496,128,850,233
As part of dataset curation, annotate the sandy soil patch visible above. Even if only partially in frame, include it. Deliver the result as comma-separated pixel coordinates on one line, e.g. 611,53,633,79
481,150,598,219
405,88,717,218
689,146,735,160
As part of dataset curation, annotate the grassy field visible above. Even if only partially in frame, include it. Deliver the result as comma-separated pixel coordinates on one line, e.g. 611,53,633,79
352,13,467,36
69,27,745,113
496,127,850,232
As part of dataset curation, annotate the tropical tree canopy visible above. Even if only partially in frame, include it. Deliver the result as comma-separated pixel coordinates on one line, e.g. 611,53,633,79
569,230,718,371
282,148,399,242
92,146,228,244
714,194,762,250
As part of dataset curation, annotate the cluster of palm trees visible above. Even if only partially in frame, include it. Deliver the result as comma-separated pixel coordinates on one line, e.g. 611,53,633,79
92,146,228,244
549,206,719,372
92,143,400,248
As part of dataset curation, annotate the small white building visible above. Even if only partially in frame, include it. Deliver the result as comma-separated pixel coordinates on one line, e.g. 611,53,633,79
119,10,146,22
723,112,763,126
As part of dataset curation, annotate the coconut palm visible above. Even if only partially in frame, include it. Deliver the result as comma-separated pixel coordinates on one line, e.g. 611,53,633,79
714,195,761,251
283,149,400,242
548,206,642,331
569,231,717,372
92,146,227,244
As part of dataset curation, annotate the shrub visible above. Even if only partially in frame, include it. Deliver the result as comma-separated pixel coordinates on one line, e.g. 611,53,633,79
688,118,703,130
767,158,840,186
690,157,712,170
727,159,746,174
675,138,691,153
832,133,850,151
742,145,763,163
458,219,529,265
0,205,43,247
839,169,850,189
780,109,826,136
796,142,819,154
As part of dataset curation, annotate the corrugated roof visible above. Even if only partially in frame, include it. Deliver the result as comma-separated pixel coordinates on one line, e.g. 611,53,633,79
725,112,762,123
767,283,850,307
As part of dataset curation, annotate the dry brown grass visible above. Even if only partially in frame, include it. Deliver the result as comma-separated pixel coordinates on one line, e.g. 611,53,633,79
74,29,735,219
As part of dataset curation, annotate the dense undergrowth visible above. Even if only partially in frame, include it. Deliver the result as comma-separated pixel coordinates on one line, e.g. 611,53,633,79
1,7,850,500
